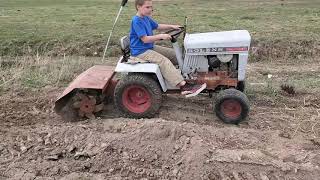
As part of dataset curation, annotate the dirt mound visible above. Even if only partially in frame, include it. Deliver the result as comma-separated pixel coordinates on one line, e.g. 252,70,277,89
1,118,320,179
0,88,59,127
251,39,320,62
1,88,320,179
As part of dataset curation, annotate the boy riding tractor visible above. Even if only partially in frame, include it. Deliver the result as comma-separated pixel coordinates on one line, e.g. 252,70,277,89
54,0,251,124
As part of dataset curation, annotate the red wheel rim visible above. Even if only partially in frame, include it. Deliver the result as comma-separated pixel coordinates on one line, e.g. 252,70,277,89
122,85,151,113
221,99,242,119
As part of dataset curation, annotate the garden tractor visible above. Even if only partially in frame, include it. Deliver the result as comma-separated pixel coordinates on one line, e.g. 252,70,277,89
54,0,251,124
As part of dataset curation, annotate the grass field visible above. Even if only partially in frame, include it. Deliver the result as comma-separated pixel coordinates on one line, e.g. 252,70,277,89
0,0,319,93
0,0,319,56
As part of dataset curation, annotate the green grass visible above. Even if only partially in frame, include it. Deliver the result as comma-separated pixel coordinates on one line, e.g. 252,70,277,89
0,0,319,56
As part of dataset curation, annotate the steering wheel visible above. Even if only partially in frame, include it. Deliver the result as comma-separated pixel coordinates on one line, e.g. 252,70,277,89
164,27,185,43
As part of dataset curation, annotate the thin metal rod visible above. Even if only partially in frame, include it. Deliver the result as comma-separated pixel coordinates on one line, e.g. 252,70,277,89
102,6,124,61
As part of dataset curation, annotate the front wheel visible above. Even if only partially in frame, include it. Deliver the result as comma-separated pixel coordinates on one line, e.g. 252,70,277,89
214,89,249,124
114,74,162,118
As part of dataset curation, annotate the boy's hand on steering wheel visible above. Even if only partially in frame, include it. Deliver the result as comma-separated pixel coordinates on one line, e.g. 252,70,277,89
170,25,182,30
159,34,172,40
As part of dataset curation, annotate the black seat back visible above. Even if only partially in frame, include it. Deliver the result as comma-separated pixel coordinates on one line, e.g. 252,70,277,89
120,36,130,62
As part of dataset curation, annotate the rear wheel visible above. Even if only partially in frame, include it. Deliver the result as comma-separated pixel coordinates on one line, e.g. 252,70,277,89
114,74,162,118
214,89,249,124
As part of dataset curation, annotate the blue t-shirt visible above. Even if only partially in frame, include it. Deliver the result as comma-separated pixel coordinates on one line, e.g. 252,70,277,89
130,15,159,56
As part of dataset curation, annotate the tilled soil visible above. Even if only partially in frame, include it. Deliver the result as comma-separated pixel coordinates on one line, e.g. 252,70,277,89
1,63,320,179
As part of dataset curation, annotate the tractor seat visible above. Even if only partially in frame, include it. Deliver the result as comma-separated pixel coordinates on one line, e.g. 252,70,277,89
120,36,130,62
120,36,149,64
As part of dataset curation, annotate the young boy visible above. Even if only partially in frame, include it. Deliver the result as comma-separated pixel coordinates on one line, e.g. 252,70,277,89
130,0,206,97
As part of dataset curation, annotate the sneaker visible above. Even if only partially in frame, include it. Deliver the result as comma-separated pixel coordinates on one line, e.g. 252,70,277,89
181,83,207,97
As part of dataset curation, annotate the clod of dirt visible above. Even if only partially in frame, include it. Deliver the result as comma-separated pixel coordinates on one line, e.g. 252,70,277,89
310,138,320,146
280,84,296,95
278,132,291,139
45,155,60,161
74,151,90,159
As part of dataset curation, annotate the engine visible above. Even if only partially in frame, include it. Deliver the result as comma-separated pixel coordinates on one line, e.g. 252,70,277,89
182,30,251,81
207,54,238,72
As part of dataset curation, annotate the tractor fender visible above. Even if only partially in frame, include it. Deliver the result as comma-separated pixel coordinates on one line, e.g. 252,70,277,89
54,65,116,113
115,62,168,92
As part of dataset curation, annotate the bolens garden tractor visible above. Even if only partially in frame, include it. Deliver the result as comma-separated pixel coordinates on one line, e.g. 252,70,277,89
54,0,251,124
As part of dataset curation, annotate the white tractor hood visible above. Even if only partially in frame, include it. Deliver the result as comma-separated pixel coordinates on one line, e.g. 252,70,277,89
184,30,251,50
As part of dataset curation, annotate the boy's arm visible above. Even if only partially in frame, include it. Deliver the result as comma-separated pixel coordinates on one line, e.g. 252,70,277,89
133,18,172,43
157,24,181,31
140,34,171,43
140,23,181,43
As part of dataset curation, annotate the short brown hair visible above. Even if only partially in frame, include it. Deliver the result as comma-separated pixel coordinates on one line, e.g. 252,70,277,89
135,0,151,10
